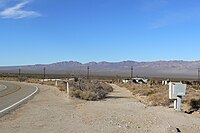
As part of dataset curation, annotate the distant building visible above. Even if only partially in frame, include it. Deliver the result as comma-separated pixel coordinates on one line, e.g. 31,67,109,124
122,77,148,84
40,79,62,82
67,77,79,82
132,78,148,84
162,79,170,85
122,79,130,83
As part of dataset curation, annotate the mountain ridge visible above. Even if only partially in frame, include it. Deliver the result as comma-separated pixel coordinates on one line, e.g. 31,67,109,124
0,60,200,78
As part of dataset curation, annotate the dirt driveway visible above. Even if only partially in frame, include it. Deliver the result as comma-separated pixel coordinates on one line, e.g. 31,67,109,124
0,83,199,133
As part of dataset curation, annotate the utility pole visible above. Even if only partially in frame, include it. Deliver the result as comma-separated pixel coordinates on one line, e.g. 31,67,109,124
18,68,21,82
198,68,200,85
19,68,21,77
87,66,90,80
43,67,46,81
131,66,133,79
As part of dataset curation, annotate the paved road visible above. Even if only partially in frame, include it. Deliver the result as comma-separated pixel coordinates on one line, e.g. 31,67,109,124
0,84,7,92
0,81,38,116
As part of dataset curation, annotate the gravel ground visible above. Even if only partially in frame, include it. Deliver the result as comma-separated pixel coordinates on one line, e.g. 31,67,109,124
0,83,199,133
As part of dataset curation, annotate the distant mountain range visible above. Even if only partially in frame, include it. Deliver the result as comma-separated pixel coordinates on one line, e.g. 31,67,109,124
0,60,200,78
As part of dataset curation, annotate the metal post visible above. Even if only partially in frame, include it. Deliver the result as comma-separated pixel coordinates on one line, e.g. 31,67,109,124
177,96,182,112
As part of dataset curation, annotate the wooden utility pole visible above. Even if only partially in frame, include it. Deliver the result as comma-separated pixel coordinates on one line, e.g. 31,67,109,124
87,66,90,80
198,68,200,85
18,68,21,82
131,66,133,79
43,67,46,81
19,68,21,77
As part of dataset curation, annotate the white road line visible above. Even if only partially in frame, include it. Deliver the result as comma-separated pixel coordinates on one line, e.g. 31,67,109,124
1,84,8,89
2,85,7,89
0,85,7,92
0,86,39,114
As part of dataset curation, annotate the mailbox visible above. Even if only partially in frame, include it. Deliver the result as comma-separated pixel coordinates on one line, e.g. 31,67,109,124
169,82,186,100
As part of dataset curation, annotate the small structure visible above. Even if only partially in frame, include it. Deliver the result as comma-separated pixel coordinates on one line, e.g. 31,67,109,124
122,79,131,83
68,77,78,82
122,77,148,84
162,79,170,85
40,79,62,86
169,82,187,112
40,79,62,82
132,78,148,84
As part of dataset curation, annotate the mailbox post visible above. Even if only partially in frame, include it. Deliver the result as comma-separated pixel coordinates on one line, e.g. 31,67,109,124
177,96,182,112
169,82,186,112
67,82,69,94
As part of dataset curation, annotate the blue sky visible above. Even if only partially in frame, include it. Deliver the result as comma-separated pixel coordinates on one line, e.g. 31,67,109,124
0,0,200,66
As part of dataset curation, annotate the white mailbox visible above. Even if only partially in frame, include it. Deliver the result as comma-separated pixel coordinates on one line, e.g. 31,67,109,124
169,82,186,99
169,82,187,112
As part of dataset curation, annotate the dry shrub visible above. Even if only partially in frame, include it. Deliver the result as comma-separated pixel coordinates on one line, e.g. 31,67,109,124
119,82,200,113
118,83,170,106
190,99,200,109
182,87,200,112
0,77,18,81
186,98,200,112
191,85,200,90
26,79,68,92
43,81,56,86
70,89,97,101
69,80,113,101
57,81,67,91
148,92,170,106
69,89,82,98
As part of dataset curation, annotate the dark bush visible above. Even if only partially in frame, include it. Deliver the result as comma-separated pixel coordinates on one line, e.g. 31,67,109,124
69,80,113,101
189,98,200,110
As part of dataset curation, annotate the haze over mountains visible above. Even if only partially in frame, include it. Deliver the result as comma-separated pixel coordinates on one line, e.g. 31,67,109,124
0,60,200,79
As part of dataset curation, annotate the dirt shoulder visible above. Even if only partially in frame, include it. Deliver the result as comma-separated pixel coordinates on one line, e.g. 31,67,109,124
0,83,200,133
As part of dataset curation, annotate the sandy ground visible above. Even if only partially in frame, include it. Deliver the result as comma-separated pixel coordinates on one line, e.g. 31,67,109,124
0,83,200,133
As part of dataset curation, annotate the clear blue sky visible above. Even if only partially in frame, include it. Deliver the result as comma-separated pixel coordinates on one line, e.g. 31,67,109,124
0,0,200,66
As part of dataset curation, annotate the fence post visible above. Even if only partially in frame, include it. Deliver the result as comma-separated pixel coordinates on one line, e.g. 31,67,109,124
66,82,70,96
174,100,177,110
55,80,58,86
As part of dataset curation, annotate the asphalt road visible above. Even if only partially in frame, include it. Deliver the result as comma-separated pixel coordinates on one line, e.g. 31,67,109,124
0,81,38,116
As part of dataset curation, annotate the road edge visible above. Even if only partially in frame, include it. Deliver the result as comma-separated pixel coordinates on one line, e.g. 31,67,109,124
0,85,39,118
